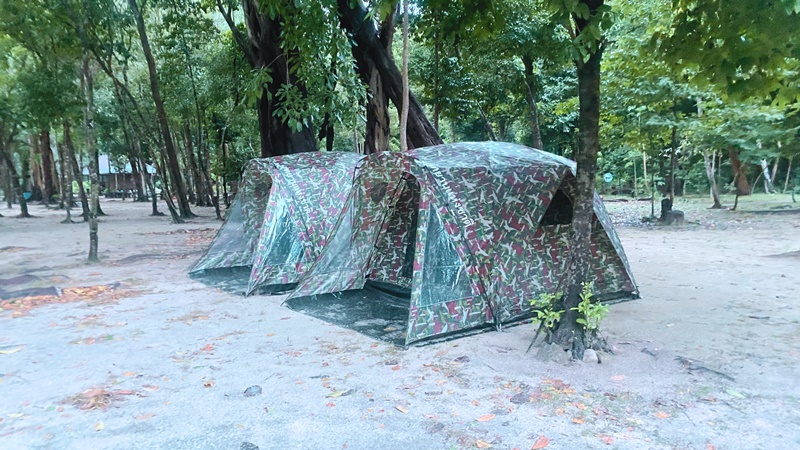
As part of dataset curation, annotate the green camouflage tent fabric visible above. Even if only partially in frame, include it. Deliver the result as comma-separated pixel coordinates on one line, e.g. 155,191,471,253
289,142,637,345
190,152,364,293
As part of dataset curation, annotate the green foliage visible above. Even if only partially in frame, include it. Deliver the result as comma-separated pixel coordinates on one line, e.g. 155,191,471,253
529,291,564,340
571,282,608,335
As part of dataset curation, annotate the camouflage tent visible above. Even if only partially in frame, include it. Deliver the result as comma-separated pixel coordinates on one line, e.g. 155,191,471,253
288,142,637,345
190,152,364,294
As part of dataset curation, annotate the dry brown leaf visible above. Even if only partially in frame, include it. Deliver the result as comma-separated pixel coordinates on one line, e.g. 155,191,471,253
476,414,496,422
476,440,492,448
531,435,550,449
122,372,137,377
200,344,214,352
572,417,585,424
142,385,159,391
706,444,716,450
203,381,215,388
654,411,669,419
598,435,614,445
395,406,409,414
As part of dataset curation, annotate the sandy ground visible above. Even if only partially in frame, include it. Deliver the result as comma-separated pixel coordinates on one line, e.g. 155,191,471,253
0,196,799,450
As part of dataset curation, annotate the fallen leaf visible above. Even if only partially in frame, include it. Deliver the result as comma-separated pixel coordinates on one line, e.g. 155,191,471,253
203,381,215,388
135,413,155,421
200,344,214,352
94,422,105,431
8,413,24,418
476,414,496,422
654,411,670,419
611,375,625,381
391,366,401,371
598,435,614,445
280,317,291,320
327,390,347,398
706,444,716,450
471,400,480,406
574,402,587,410
0,346,23,355
122,372,137,377
476,440,492,448
235,423,245,429
395,406,409,414
531,435,550,449
266,333,276,337
326,401,336,407
572,417,585,424
142,385,159,391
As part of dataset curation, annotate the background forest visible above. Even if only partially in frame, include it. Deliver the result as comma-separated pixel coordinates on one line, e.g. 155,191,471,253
0,0,798,223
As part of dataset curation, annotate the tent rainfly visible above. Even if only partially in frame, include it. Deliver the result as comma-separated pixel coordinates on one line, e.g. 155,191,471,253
190,151,364,294
288,142,638,345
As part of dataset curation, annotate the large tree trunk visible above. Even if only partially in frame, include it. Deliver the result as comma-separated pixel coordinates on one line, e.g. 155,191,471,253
58,139,75,223
553,4,605,360
337,0,443,149
729,148,751,196
82,54,100,262
129,0,193,219
522,55,544,149
242,0,317,157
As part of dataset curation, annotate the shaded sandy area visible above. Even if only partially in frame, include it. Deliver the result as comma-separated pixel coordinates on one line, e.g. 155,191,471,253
0,197,799,449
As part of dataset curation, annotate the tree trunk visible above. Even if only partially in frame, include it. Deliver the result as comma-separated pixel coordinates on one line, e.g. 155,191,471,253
337,0,443,149
65,122,90,221
477,104,497,141
760,159,776,194
399,0,410,152
362,12,394,154
552,27,604,360
184,124,205,206
28,134,43,202
729,148,751,196
0,148,32,217
669,126,677,202
59,140,75,223
129,0,193,219
153,153,183,223
522,55,544,149
82,54,100,262
785,155,793,193
39,129,56,205
3,164,13,209
702,149,723,208
242,0,317,157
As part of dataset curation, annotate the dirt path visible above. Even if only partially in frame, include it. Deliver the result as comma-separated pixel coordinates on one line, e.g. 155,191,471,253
1,199,799,449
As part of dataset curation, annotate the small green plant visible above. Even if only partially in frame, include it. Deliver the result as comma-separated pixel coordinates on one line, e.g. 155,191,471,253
571,282,609,348
527,291,564,351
